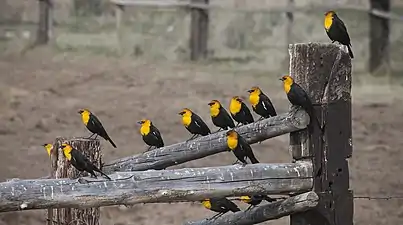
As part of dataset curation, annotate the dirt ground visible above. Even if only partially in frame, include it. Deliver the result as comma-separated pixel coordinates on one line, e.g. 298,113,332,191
0,48,402,225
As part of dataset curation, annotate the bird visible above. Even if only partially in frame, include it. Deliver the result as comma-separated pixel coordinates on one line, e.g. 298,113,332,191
324,10,354,58
60,143,111,180
279,75,320,131
201,197,240,220
226,129,259,165
137,119,164,152
229,96,254,126
240,195,277,210
208,100,235,132
78,109,117,148
178,108,211,141
248,86,277,120
42,143,54,157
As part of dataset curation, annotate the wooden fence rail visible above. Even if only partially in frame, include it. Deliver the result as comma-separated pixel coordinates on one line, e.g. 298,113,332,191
104,108,309,173
0,162,312,212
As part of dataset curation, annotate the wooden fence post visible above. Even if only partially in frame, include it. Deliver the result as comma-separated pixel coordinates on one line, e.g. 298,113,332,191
36,0,52,45
288,43,353,225
115,4,125,55
369,0,390,75
189,0,209,61
46,137,101,225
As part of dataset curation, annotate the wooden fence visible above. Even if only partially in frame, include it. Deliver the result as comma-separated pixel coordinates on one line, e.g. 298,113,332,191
0,42,353,225
34,0,400,73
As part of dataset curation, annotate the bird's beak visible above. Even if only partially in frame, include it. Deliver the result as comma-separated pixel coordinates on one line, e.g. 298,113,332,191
247,90,253,93
77,110,82,114
137,121,142,124
208,102,213,106
279,78,283,81
178,112,184,115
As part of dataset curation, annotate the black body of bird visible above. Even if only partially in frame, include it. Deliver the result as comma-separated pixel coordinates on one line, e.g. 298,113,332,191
248,86,277,120
229,96,254,126
208,100,235,131
226,130,259,164
78,109,117,148
324,10,354,58
138,119,164,152
280,75,320,131
179,108,211,140
201,197,241,220
61,143,111,180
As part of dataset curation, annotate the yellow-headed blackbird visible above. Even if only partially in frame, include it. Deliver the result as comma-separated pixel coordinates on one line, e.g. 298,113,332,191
240,195,276,210
226,130,259,164
42,143,53,157
179,108,211,141
78,109,117,148
60,143,111,180
201,197,240,220
229,96,254,126
137,119,164,152
280,75,320,130
324,10,354,58
208,100,235,132
248,86,277,120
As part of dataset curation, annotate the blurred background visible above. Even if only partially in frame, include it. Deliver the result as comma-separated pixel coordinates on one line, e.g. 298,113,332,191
0,0,402,225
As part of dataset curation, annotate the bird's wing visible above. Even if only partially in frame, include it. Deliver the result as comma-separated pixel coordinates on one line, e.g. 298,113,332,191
260,94,277,115
334,15,351,42
151,125,164,146
222,198,240,212
239,135,252,154
192,113,211,133
90,114,108,135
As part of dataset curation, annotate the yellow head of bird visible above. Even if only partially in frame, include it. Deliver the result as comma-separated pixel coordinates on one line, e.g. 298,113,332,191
138,119,151,135
178,108,192,116
201,199,211,209
78,108,90,115
247,86,261,95
42,143,53,157
137,119,151,126
208,100,221,117
324,10,335,17
226,129,239,150
226,130,238,139
280,75,294,93
60,143,73,160
231,96,243,103
324,11,335,30
229,96,243,115
240,196,252,203
280,75,294,83
248,86,262,106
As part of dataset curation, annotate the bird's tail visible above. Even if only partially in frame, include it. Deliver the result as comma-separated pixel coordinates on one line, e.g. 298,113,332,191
107,137,117,148
227,201,241,212
307,106,321,133
347,44,354,59
249,154,260,164
99,171,112,180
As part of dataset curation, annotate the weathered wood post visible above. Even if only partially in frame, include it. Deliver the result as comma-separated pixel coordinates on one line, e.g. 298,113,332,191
189,0,209,61
36,0,52,45
369,0,390,75
115,3,125,55
46,137,102,225
289,43,353,225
